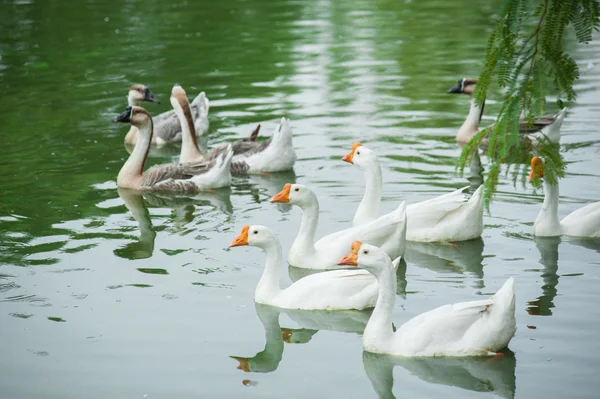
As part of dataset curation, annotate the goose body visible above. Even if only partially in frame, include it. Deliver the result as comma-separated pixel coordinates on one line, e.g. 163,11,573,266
342,143,485,242
270,184,407,269
123,84,209,145
447,78,566,145
338,242,517,357
113,105,232,193
530,157,600,238
169,87,293,173
230,117,297,174
229,225,403,310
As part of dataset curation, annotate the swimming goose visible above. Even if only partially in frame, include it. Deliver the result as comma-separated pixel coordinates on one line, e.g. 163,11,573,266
530,157,600,237
113,106,232,193
342,143,485,242
123,84,209,146
447,78,567,145
338,241,516,357
270,184,407,269
229,225,403,310
169,84,264,166
168,85,293,174
230,117,297,174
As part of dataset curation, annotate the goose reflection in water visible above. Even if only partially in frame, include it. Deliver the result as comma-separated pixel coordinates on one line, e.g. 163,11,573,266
467,151,484,192
230,303,372,375
527,236,560,316
404,238,485,288
524,236,600,316
114,188,157,260
233,169,297,212
114,187,233,259
363,349,516,399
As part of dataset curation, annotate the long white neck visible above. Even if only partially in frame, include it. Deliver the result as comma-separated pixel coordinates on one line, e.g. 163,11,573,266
289,196,319,260
255,240,283,304
354,161,382,226
363,261,397,353
534,179,562,236
457,97,484,143
176,102,203,164
117,120,152,189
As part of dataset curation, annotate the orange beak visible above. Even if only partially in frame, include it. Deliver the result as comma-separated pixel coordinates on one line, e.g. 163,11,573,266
529,157,544,181
229,226,250,247
342,142,362,164
281,328,293,343
270,184,291,203
337,241,362,266
231,356,250,372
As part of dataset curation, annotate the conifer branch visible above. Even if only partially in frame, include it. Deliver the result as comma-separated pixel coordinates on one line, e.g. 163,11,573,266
457,0,600,205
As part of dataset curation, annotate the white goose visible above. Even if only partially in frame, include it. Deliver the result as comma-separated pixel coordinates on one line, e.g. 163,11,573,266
123,84,209,145
230,117,297,174
447,78,567,145
342,143,485,242
338,241,516,357
270,184,407,269
113,106,232,193
229,225,403,310
173,99,295,174
530,157,600,237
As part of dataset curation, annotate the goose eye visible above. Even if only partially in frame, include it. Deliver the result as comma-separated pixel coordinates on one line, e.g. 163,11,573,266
363,250,369,254
356,151,360,155
294,188,299,192
253,230,258,234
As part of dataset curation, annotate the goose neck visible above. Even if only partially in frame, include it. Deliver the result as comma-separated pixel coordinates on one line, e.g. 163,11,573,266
117,119,152,189
177,100,203,163
127,94,139,107
534,178,561,236
354,161,382,225
255,239,283,303
363,262,397,352
458,97,485,142
290,197,319,257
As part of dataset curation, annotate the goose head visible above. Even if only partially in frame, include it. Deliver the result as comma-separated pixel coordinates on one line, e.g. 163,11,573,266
342,142,377,169
447,78,477,96
338,241,392,276
128,84,160,106
270,183,316,207
529,156,544,181
170,84,197,130
229,225,277,250
170,84,189,110
113,106,152,127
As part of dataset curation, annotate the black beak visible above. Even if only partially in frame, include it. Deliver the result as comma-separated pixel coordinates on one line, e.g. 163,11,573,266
447,83,463,94
144,87,160,104
113,106,133,123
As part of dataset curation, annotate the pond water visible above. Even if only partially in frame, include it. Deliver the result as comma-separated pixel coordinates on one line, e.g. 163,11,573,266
1,0,600,398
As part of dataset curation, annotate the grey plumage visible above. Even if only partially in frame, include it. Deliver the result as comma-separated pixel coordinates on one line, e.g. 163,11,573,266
230,160,250,175
220,137,273,175
140,160,217,194
518,115,561,134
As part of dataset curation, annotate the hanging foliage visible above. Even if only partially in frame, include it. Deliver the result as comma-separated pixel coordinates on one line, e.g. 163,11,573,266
456,0,600,204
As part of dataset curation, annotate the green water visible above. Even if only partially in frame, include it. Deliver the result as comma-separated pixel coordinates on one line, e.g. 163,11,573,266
1,0,600,397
